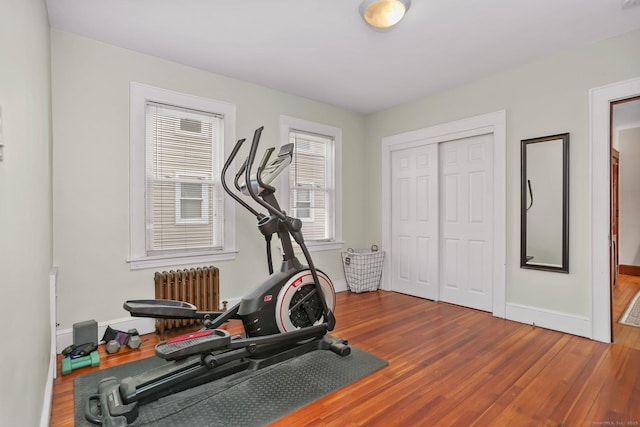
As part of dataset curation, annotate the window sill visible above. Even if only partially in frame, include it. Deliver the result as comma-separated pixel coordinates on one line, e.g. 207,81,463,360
127,250,237,270
282,240,344,254
306,241,344,252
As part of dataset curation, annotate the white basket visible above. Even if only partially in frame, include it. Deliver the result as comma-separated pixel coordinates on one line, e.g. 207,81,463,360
341,246,385,293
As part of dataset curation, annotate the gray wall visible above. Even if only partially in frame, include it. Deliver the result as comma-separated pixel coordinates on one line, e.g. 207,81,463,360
0,0,53,425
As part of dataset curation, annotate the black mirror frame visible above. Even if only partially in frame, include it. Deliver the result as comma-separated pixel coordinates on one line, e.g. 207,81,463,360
520,133,570,273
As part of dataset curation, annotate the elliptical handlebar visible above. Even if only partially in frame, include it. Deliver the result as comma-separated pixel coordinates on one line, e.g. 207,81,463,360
243,127,287,221
221,138,262,219
234,159,247,192
222,126,336,331
244,127,336,330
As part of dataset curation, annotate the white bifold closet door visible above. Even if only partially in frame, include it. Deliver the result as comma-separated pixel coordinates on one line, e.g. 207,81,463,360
390,134,494,312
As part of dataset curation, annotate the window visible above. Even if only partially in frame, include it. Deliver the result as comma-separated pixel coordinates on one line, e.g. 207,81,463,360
280,116,342,251
293,185,314,221
176,180,209,224
148,105,218,237
129,83,236,269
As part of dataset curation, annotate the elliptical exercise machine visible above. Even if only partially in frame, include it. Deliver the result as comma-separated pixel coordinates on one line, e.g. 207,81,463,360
85,126,350,426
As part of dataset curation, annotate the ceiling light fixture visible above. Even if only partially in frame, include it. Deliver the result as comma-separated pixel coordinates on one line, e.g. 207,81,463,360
359,0,411,30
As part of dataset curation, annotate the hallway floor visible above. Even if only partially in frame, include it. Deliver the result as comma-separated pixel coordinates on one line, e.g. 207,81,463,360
613,273,640,350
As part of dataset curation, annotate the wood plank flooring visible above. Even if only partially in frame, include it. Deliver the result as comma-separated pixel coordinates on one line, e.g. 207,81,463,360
613,274,640,350
51,276,640,426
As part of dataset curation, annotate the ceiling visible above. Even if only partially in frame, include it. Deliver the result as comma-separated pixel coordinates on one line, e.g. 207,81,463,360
46,0,640,115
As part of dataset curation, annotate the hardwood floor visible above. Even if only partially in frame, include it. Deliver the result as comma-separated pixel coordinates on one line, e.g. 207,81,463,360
613,274,640,350
51,279,640,426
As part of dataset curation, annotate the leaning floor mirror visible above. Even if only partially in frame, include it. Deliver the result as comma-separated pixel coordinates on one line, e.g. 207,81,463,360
521,133,569,273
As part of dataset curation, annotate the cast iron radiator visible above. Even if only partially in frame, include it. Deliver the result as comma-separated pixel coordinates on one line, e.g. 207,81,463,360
154,266,220,339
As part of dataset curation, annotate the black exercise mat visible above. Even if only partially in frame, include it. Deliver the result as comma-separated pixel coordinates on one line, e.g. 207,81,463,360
74,345,387,426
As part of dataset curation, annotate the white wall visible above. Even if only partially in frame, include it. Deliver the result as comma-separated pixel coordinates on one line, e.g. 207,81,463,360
51,29,367,331
619,127,640,266
364,29,640,320
2,7,638,422
51,27,640,339
0,0,53,425
1,5,636,423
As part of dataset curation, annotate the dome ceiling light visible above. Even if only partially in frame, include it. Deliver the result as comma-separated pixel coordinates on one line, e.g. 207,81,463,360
359,0,411,30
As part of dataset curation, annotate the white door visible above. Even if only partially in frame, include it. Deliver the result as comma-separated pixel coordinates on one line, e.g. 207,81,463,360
389,134,494,311
390,143,439,299
439,134,494,311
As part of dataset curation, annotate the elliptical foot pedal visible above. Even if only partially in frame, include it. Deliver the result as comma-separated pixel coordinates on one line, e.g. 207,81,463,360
156,329,232,360
123,299,197,319
85,377,138,426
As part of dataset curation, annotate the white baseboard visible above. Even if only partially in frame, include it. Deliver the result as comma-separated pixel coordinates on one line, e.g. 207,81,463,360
50,268,58,376
505,302,591,338
40,349,55,427
333,278,348,293
43,268,58,427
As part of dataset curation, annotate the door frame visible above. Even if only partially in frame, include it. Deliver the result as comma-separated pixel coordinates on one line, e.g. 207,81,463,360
590,76,640,343
611,147,619,292
381,110,507,318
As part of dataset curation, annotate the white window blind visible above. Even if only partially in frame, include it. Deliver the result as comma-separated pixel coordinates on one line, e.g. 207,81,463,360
289,130,333,241
145,102,224,254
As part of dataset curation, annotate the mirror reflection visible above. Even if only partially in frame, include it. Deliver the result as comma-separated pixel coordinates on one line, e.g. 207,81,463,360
521,133,569,273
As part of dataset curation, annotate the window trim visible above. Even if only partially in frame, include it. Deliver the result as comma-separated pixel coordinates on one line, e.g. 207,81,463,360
128,83,237,270
279,115,343,252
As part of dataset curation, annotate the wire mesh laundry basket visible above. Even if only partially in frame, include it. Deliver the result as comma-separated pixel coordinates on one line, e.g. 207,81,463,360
341,245,385,293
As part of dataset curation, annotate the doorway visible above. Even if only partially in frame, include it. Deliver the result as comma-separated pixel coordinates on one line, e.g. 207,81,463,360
611,96,640,347
590,77,640,343
381,111,506,317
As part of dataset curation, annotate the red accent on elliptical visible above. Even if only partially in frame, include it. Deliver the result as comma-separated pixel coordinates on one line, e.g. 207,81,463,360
167,330,214,344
